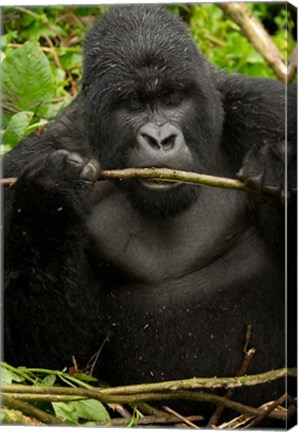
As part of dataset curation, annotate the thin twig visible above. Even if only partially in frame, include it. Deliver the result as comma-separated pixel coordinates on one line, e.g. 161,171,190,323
218,398,296,429
243,393,287,429
1,177,18,186
95,413,203,427
163,405,201,428
207,324,256,426
44,35,62,70
8,42,52,52
83,331,111,376
109,403,131,419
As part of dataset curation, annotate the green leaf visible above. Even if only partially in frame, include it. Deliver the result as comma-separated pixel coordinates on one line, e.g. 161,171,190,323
0,367,25,384
71,373,98,382
52,401,79,425
246,50,264,64
42,374,57,386
1,144,13,156
2,111,33,146
52,399,110,424
2,41,54,116
74,399,110,421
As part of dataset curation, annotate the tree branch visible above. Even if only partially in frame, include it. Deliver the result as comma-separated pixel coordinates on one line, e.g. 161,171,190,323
1,389,293,420
2,368,295,397
217,2,289,82
2,395,61,425
0,167,247,192
0,165,288,206
2,368,295,422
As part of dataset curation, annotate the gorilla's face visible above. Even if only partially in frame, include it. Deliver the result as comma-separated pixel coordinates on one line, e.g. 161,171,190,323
109,85,200,218
83,5,224,217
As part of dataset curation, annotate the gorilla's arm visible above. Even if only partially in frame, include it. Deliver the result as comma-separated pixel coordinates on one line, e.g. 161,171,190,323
3,103,100,367
214,73,296,270
217,73,297,199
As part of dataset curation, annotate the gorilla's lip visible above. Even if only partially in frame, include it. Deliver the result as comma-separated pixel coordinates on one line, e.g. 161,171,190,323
133,164,190,191
138,178,182,191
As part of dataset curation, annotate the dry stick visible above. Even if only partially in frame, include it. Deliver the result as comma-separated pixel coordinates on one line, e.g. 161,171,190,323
137,401,169,416
2,394,61,425
207,324,256,427
44,35,62,70
1,177,17,186
243,393,288,429
109,402,131,419
95,413,203,427
217,398,295,430
163,405,201,429
218,2,288,82
137,402,202,427
137,401,204,424
8,42,52,52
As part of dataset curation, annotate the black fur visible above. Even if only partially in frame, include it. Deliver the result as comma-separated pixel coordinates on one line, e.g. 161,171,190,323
3,5,297,422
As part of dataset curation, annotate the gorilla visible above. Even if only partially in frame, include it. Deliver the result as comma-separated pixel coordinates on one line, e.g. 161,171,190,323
3,4,297,421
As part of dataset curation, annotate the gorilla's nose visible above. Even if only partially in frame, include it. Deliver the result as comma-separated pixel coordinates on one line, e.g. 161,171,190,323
137,123,183,152
132,121,192,170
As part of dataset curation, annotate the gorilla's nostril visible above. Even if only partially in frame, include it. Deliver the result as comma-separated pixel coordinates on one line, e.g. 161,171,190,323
142,133,161,149
161,134,176,149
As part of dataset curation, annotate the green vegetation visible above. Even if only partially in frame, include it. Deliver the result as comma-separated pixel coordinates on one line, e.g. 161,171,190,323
1,362,110,425
1,4,295,153
189,3,295,76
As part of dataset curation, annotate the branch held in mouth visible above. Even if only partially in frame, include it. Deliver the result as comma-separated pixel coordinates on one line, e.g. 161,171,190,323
0,167,246,191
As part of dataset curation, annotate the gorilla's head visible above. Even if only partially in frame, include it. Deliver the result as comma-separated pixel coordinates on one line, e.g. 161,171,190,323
82,5,224,217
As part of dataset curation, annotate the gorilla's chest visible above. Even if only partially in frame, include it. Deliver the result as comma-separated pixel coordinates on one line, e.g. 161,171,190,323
95,243,283,387
87,185,284,387
87,185,248,285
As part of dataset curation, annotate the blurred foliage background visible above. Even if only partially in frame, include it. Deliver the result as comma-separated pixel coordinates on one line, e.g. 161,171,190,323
1,3,297,153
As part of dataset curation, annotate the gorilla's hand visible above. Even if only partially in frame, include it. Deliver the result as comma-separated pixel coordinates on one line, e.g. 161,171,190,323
237,141,296,205
11,150,101,227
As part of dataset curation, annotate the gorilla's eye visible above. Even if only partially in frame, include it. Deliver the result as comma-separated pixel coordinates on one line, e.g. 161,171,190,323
163,93,183,107
118,99,143,113
128,100,143,111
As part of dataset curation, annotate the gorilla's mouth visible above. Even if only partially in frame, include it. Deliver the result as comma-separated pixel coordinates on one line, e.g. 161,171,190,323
138,178,182,191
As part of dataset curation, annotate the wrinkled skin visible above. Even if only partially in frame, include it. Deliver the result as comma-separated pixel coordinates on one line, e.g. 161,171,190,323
3,5,297,422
